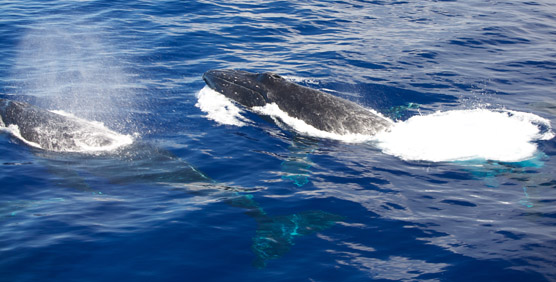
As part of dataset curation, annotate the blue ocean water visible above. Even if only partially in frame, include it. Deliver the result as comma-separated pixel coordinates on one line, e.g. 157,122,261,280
1,0,556,281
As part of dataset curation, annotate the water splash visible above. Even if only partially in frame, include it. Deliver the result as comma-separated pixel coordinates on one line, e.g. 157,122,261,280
375,109,554,162
195,86,250,127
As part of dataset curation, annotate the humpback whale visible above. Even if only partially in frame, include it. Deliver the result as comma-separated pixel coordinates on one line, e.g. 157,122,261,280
0,98,129,152
0,97,342,267
203,69,393,135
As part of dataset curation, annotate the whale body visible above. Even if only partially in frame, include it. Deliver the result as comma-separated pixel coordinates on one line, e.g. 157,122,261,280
0,97,342,267
0,98,128,152
203,69,392,135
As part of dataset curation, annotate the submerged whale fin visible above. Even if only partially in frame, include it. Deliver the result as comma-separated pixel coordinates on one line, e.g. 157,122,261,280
228,195,343,268
281,160,312,187
251,210,344,268
1,197,66,219
280,137,318,187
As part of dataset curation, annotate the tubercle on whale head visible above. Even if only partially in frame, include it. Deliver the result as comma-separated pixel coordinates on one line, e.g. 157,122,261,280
202,69,273,108
256,72,285,83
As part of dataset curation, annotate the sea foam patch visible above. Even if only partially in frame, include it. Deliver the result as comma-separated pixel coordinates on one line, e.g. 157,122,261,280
195,86,249,127
196,87,554,163
375,109,554,162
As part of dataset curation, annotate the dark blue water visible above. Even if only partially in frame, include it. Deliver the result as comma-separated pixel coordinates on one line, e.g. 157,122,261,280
1,1,556,281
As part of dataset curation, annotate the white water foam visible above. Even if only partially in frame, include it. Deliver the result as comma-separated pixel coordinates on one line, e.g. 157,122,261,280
252,103,376,143
375,109,554,162
196,87,554,163
195,86,250,127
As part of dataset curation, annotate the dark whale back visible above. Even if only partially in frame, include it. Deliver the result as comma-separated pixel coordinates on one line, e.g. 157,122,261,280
203,70,392,136
261,75,392,135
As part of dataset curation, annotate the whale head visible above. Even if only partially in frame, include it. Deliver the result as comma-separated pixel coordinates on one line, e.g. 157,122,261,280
203,69,286,108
